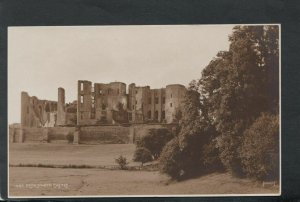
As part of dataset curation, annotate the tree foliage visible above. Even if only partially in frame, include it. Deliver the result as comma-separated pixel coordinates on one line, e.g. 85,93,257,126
198,25,279,175
159,138,184,179
137,128,173,159
159,25,279,180
133,147,153,166
239,113,279,180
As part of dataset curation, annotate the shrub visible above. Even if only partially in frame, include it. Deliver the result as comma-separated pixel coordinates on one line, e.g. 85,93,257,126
217,134,244,177
133,147,153,166
66,133,74,143
239,113,279,180
115,155,128,170
176,126,212,178
158,86,221,180
137,128,173,159
159,138,184,180
202,140,224,171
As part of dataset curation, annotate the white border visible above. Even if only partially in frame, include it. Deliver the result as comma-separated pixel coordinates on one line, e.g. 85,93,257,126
7,23,281,199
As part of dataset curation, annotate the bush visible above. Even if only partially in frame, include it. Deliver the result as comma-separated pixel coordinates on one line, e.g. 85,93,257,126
159,138,184,180
66,133,74,143
202,141,224,171
115,155,128,170
177,127,212,178
133,147,153,166
137,128,173,159
217,134,244,177
159,117,220,180
239,113,279,180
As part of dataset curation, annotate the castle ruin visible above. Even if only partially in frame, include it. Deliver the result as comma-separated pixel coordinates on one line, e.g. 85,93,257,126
21,81,187,127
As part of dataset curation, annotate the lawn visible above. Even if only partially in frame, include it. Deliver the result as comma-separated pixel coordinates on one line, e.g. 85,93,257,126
9,167,279,196
9,143,138,167
9,143,280,196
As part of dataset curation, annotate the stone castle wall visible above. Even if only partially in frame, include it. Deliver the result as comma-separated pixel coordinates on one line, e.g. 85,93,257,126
19,80,186,128
9,124,175,144
21,90,77,128
79,126,131,144
21,92,58,127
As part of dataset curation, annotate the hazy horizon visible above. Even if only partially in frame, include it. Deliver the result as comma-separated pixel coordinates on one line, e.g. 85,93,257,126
8,25,234,124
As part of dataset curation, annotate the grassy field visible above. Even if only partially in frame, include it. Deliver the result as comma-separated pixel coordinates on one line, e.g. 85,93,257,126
9,143,139,167
9,143,279,196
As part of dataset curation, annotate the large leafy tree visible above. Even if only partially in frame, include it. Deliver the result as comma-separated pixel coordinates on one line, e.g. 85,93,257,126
160,25,279,179
199,25,279,175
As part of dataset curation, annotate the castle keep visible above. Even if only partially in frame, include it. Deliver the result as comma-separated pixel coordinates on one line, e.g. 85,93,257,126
21,81,187,127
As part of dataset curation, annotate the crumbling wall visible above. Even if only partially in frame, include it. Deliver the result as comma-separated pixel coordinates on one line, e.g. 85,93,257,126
78,81,129,125
21,92,58,127
77,80,93,125
20,80,186,128
148,88,166,122
128,84,152,123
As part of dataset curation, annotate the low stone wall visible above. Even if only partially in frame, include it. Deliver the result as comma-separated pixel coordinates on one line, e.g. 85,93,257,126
80,126,131,144
9,126,23,143
48,127,76,142
9,126,75,143
23,127,46,142
9,123,177,144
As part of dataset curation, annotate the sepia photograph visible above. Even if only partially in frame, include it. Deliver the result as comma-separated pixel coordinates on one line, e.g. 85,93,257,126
8,24,280,197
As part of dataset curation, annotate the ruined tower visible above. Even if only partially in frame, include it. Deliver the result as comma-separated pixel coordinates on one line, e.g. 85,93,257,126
21,91,29,127
165,84,186,123
57,87,66,126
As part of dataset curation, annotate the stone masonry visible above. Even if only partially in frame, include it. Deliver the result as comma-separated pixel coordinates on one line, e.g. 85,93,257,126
20,80,186,127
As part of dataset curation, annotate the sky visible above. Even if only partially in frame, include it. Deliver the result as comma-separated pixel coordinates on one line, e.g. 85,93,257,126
8,25,234,124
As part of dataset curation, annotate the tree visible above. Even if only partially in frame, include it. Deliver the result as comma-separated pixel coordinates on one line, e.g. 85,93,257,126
199,25,279,176
137,128,173,159
133,147,153,166
159,25,279,180
239,113,279,180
